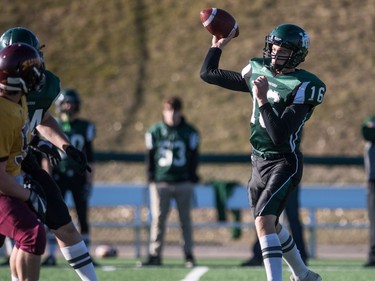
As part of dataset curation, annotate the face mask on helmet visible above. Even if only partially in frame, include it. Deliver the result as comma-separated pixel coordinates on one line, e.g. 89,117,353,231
262,24,309,72
0,43,45,94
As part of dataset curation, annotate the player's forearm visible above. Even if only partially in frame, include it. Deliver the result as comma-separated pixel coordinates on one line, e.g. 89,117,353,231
145,149,155,182
260,103,311,145
86,163,94,183
36,114,71,151
200,48,248,92
41,158,53,175
362,121,375,142
188,149,200,182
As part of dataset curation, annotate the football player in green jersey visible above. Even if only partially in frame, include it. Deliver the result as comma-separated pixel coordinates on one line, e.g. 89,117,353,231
362,115,375,267
0,27,98,281
200,23,325,281
42,88,96,267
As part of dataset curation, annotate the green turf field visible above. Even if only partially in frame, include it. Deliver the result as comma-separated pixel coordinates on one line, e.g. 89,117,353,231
1,258,374,281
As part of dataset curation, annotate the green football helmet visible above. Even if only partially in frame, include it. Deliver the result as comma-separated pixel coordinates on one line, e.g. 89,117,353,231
56,88,81,113
263,23,309,71
0,27,44,56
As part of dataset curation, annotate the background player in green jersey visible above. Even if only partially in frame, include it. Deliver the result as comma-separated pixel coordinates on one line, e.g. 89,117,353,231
42,88,96,266
140,96,200,268
0,27,98,281
362,115,375,267
200,24,325,281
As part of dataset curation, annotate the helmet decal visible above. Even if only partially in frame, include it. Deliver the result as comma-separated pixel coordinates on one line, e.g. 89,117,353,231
300,32,309,49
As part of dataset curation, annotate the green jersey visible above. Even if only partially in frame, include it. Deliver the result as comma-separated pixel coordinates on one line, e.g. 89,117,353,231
53,118,96,175
27,70,61,132
362,115,375,180
145,119,200,182
245,58,326,154
362,116,375,142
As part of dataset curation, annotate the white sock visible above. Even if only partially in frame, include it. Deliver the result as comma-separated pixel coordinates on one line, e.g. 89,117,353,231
259,233,283,281
60,241,98,281
278,225,309,279
11,275,18,281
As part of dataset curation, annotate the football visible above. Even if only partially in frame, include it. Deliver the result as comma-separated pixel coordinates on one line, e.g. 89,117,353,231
95,244,118,258
200,8,239,39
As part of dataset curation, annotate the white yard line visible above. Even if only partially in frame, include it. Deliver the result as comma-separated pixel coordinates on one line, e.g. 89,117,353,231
180,266,209,281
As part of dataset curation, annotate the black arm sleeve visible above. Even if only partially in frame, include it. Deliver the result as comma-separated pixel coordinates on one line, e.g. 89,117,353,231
200,48,249,92
188,149,199,183
145,149,155,182
259,103,313,145
362,126,375,142
85,142,94,162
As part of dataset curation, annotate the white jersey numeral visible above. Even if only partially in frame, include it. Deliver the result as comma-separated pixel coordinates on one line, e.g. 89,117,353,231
158,140,186,167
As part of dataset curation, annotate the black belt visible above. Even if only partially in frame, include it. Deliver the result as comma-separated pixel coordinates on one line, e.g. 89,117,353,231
252,149,291,160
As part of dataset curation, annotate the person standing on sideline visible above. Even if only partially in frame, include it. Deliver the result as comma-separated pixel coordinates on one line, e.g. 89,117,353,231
0,43,46,281
0,27,98,280
42,88,96,266
241,185,308,266
140,96,200,268
362,115,375,267
200,23,325,281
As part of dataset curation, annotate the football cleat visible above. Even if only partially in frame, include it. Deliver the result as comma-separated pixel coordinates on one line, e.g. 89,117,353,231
290,270,322,281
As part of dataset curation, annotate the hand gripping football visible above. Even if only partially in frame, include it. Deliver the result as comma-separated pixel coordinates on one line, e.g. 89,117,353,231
200,8,239,39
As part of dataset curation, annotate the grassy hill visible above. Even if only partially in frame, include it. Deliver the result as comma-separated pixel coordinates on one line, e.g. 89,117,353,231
1,0,373,156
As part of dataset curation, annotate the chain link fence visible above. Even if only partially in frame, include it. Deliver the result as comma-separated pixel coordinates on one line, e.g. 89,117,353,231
72,160,368,257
